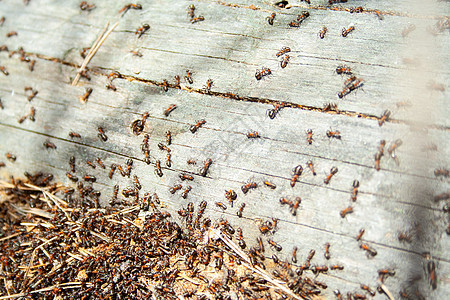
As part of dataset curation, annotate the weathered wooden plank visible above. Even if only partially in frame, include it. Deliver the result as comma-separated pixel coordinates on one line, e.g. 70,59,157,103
0,0,449,299
1,0,448,127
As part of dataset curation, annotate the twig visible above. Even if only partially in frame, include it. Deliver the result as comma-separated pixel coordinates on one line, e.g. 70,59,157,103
89,230,111,243
209,228,304,300
72,21,119,86
0,232,21,242
379,283,395,300
1,282,93,299
23,183,71,221
22,236,58,287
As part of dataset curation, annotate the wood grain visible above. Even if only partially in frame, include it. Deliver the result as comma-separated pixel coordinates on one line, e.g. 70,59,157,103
0,0,449,298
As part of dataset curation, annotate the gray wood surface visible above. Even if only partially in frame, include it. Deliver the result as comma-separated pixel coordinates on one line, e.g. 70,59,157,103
0,0,449,299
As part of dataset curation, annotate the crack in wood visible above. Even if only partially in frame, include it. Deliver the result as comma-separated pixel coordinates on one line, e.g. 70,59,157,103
17,51,449,131
214,0,446,20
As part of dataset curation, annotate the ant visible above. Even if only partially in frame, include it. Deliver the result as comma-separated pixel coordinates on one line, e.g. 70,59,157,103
161,79,169,92
166,153,172,167
338,78,364,98
326,129,341,139
204,79,213,93
110,184,119,204
236,228,246,249
280,55,290,68
190,119,206,133
95,158,105,169
267,13,276,26
174,75,180,88
276,47,291,57
426,260,437,290
164,104,177,117
108,164,117,179
215,202,227,210
241,182,257,194
135,24,150,38
307,160,316,175
360,285,376,297
43,141,57,149
379,139,386,156
179,173,194,181
279,197,293,206
290,165,303,187
69,156,76,173
360,243,377,257
340,206,353,218
66,172,78,182
247,131,260,138
80,87,93,103
378,110,391,126
155,160,163,177
350,6,364,13
86,160,96,169
329,0,348,4
292,246,298,263
29,60,36,71
291,197,301,216
6,31,17,38
319,26,328,39
191,16,205,24
84,175,96,182
311,265,328,274
187,4,195,19
0,66,8,76
6,153,16,162
199,158,212,176
182,186,192,199
336,66,352,75
169,184,182,194
237,203,245,217
97,127,108,141
324,243,331,260
324,167,338,184
434,168,449,178
351,180,360,201
24,87,38,101
28,107,36,121
80,1,96,11
133,175,141,190
263,181,276,189
267,239,282,251
225,189,237,205
130,50,142,57
255,67,271,80
306,129,313,144
185,70,193,84
374,152,382,171
119,3,142,15
342,25,355,37
267,102,285,119
289,11,310,27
